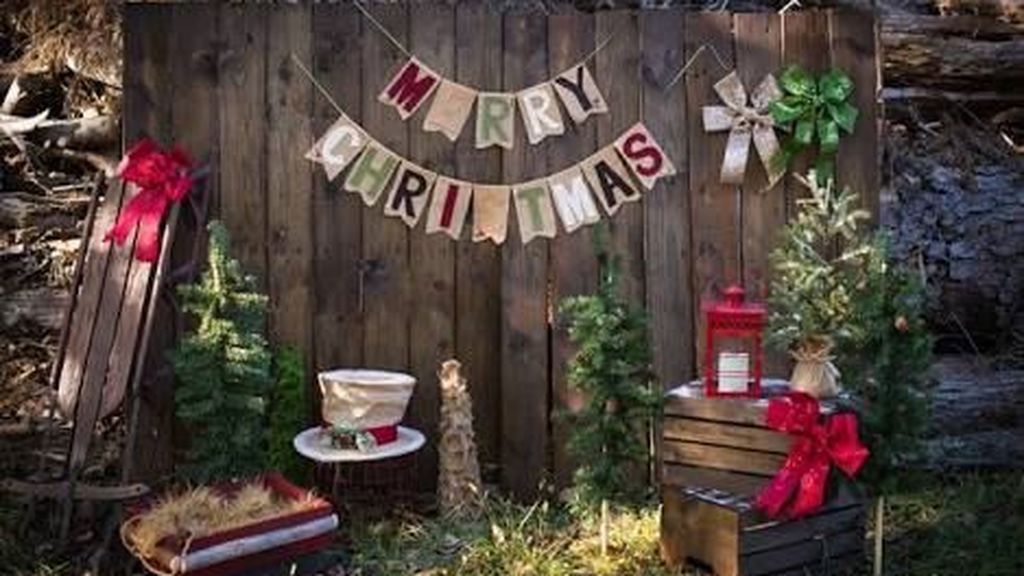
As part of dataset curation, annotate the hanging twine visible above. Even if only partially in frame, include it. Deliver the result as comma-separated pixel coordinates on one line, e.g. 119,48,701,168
353,0,616,84
290,53,346,117
665,43,731,90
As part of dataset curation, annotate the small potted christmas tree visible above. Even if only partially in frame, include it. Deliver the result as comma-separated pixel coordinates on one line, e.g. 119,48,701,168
767,171,872,398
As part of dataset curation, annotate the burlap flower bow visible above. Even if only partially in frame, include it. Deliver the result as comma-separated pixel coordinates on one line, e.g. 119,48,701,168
702,71,784,189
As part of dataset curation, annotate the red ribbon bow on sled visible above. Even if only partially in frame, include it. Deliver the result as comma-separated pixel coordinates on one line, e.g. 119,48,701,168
104,139,193,262
755,392,869,519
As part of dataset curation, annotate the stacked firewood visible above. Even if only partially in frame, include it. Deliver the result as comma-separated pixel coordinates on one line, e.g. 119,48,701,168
0,1,120,437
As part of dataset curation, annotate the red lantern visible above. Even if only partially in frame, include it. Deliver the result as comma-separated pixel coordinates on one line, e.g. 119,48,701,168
704,285,765,398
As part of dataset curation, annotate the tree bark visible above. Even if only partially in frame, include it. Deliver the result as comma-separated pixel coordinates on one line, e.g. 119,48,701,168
882,14,1024,96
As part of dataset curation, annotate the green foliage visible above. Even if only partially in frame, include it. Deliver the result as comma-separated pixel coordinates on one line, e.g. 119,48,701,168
769,173,931,496
771,66,859,184
559,249,660,507
268,347,309,484
837,237,931,494
767,171,872,352
171,221,272,482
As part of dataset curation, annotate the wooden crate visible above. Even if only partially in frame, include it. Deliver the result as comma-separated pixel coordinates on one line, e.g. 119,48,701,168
661,380,837,497
660,486,866,576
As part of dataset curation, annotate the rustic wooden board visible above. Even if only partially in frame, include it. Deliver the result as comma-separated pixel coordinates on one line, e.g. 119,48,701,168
453,3,502,471
663,392,770,426
782,10,831,218
662,440,786,477
662,463,771,497
660,487,688,568
56,174,122,417
219,3,268,287
662,417,793,454
641,10,693,391
740,528,864,575
406,2,457,489
595,10,648,487
360,3,409,371
266,4,314,367
662,484,865,576
121,2,175,482
742,505,865,553
734,13,789,379
668,490,743,576
500,11,550,500
596,11,644,305
548,8,598,490
685,11,737,376
641,10,692,486
68,201,135,471
831,9,880,222
311,3,364,379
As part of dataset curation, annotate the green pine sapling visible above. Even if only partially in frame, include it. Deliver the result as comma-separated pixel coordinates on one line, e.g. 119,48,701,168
268,347,309,484
560,246,660,508
767,171,872,360
838,237,931,493
171,221,272,482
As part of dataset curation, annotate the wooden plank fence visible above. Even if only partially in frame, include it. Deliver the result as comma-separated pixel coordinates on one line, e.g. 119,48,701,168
120,2,879,499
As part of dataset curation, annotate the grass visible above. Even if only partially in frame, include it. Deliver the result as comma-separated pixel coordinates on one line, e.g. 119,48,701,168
881,470,1024,576
346,470,1024,576
347,497,672,576
1,471,1021,575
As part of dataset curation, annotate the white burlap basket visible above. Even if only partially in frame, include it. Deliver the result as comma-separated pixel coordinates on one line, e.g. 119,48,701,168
318,369,416,429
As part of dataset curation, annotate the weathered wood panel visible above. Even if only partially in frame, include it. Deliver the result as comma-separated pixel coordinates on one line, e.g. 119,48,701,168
311,3,364,380
641,10,693,391
832,9,880,221
266,4,314,364
596,11,644,306
120,3,175,482
686,11,737,376
119,6,878,494
407,2,456,489
500,11,550,500
453,3,503,473
548,8,598,490
360,4,409,372
782,10,831,219
735,13,789,378
219,4,268,288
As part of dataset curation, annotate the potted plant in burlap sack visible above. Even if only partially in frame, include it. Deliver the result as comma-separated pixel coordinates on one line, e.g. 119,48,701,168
767,170,872,398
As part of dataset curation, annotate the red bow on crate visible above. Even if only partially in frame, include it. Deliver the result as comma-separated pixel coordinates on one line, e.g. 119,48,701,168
104,139,193,262
755,392,868,519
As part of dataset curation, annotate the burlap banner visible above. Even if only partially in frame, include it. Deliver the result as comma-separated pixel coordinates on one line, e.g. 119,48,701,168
308,115,674,245
380,56,608,148
513,179,558,244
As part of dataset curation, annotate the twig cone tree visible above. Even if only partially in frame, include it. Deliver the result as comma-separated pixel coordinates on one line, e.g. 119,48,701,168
437,359,484,518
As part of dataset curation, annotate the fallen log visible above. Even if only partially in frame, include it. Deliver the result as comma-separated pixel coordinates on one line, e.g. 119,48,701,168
882,14,1024,95
0,288,70,331
30,115,118,150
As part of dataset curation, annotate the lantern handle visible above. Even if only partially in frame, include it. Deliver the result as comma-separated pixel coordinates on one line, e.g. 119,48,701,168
724,285,745,307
